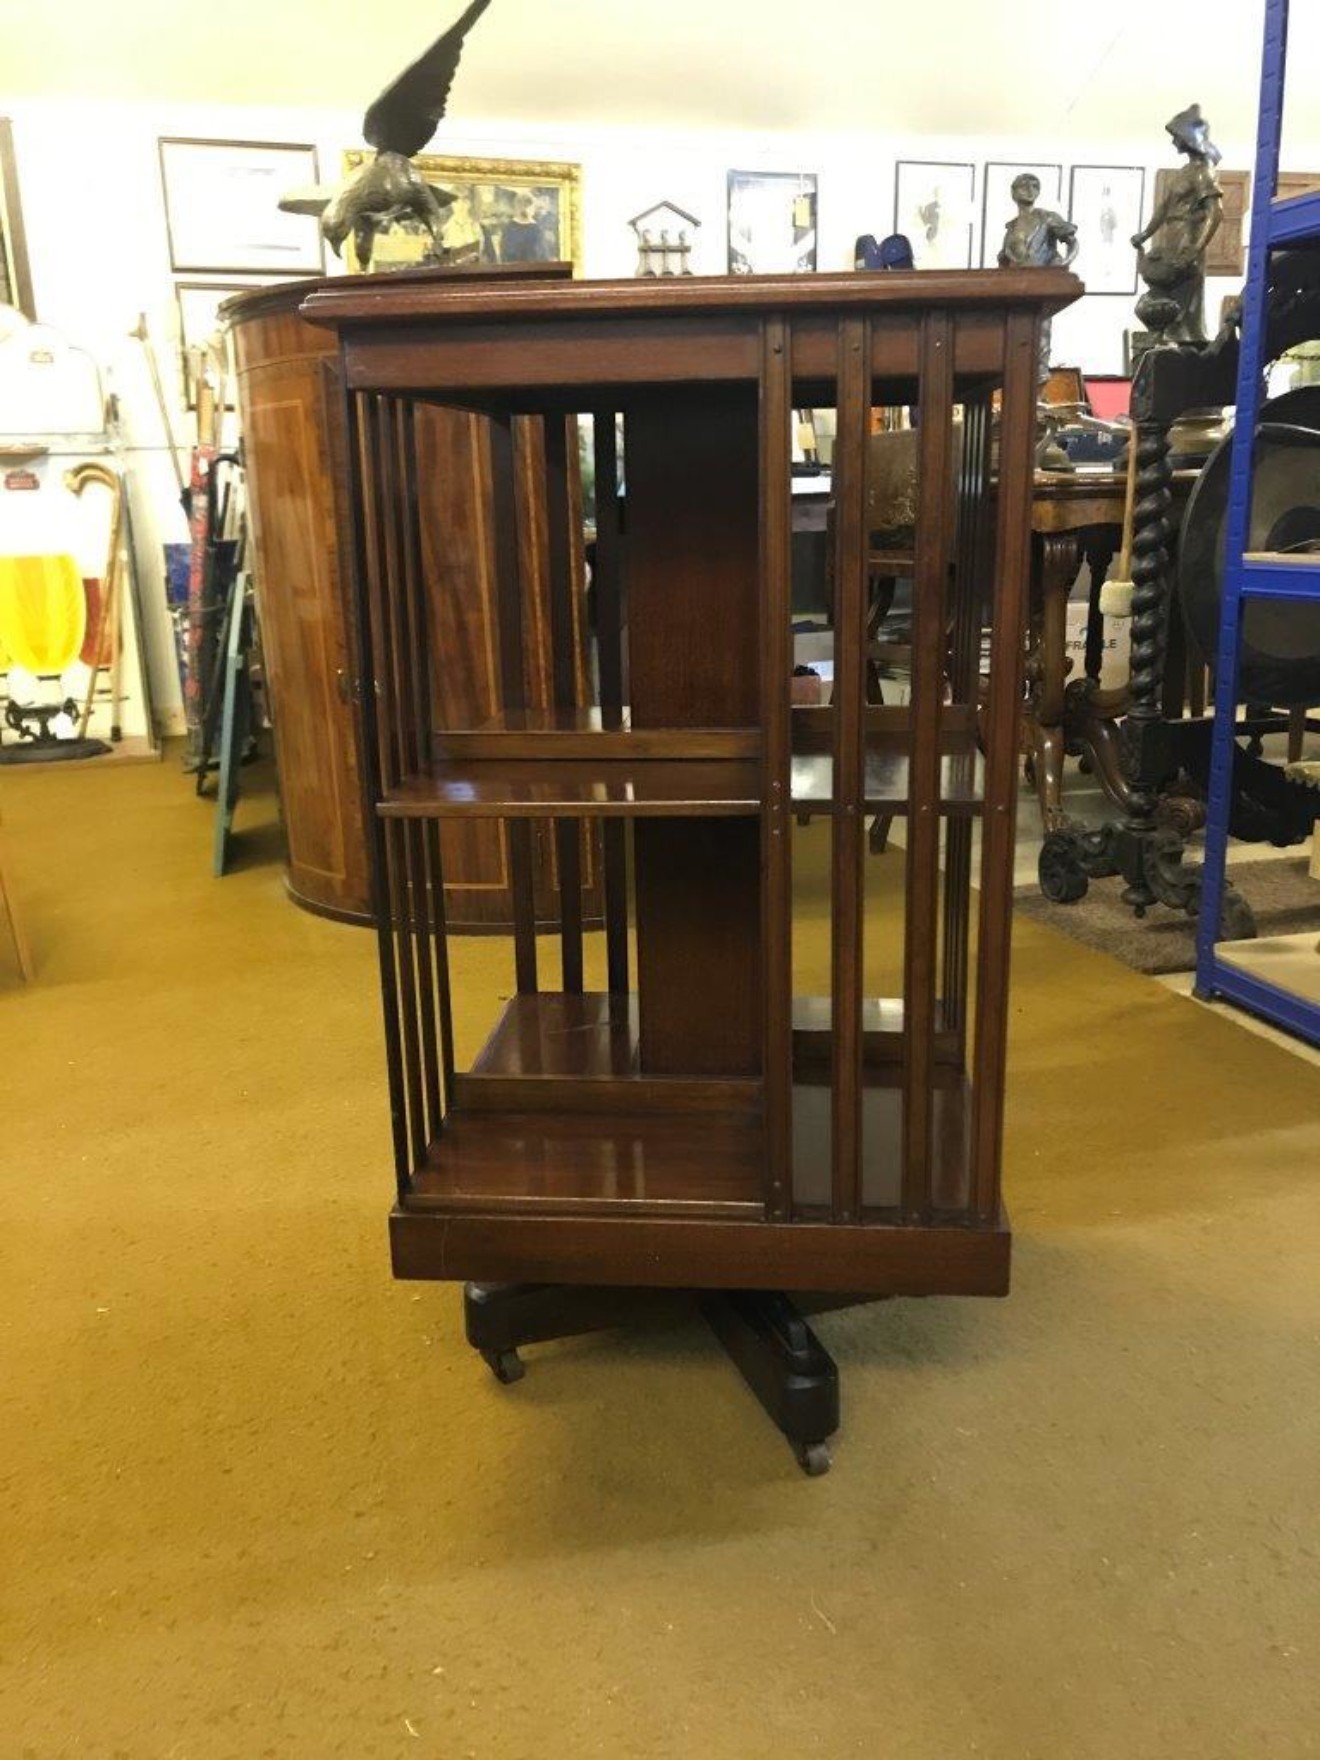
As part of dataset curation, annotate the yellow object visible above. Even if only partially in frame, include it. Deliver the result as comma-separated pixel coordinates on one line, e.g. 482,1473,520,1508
0,553,86,673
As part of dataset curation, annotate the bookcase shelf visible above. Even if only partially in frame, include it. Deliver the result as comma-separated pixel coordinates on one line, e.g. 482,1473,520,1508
380,758,762,818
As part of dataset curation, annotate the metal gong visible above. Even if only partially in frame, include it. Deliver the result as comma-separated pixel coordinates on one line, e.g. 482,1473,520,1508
1179,384,1320,707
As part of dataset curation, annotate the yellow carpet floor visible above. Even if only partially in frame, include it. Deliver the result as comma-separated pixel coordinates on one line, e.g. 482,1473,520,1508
2,754,1318,1759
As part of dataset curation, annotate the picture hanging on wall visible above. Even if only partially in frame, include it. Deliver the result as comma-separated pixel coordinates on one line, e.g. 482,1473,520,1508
726,170,818,274
0,119,35,319
342,152,583,273
1068,165,1146,295
894,161,975,269
980,162,1064,267
158,138,325,275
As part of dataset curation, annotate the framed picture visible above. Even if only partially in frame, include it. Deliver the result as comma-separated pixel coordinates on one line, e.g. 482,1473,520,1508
159,137,324,275
980,162,1063,267
343,152,583,273
726,170,817,274
895,161,974,269
0,119,35,319
1068,165,1146,295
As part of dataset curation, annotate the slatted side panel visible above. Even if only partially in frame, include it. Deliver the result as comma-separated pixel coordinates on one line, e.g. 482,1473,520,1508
971,310,1040,1223
830,316,871,1225
342,391,451,1196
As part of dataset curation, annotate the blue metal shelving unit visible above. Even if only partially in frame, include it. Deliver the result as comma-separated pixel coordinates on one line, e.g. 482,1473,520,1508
1194,0,1320,1048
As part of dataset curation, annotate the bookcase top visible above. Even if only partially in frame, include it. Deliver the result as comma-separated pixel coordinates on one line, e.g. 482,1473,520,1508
301,266,1082,333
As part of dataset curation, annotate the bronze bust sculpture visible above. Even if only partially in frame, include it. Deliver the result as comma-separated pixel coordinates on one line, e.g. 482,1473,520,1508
998,173,1079,274
997,173,1079,394
281,0,494,274
1132,104,1223,344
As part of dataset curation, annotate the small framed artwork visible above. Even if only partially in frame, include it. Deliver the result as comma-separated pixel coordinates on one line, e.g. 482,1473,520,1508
727,170,818,274
1068,165,1146,295
343,152,583,273
894,161,975,269
980,162,1064,266
159,137,324,275
0,118,35,319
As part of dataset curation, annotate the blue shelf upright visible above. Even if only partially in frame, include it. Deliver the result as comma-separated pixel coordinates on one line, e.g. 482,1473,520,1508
1194,0,1320,1048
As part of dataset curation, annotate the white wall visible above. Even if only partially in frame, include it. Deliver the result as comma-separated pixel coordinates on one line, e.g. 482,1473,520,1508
0,97,1279,728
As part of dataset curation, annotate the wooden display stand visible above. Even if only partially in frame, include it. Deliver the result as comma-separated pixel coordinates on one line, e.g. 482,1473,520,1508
305,266,1079,1471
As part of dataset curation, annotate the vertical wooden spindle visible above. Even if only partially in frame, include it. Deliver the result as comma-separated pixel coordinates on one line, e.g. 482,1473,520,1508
830,317,870,1224
901,313,956,1224
759,317,793,1221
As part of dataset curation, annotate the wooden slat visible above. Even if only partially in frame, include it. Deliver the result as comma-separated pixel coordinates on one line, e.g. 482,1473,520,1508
971,309,1040,1223
592,409,630,995
488,413,538,994
543,414,585,992
340,388,411,1198
372,397,429,1171
396,402,441,1139
901,313,956,1223
830,315,869,1223
759,315,793,1221
942,394,992,1052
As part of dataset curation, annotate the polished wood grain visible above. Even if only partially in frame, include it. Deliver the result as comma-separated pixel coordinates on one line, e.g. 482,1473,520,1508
380,758,761,816
304,266,1080,328
390,1203,1012,1295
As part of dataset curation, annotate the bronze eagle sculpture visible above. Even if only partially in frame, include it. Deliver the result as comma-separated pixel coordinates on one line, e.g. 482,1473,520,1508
281,0,494,273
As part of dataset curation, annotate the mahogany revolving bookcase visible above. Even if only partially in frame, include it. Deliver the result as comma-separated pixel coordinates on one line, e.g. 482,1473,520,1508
304,267,1079,1473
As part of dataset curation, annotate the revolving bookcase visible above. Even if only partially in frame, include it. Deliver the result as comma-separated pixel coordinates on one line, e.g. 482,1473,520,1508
304,267,1079,1471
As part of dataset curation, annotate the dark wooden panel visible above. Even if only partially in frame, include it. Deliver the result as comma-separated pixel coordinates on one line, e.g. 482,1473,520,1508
625,390,761,727
343,318,760,394
633,818,762,1076
624,388,764,1078
391,1205,1012,1295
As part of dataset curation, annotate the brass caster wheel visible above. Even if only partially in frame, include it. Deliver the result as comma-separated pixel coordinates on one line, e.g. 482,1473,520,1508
482,1348,525,1385
795,1441,832,1477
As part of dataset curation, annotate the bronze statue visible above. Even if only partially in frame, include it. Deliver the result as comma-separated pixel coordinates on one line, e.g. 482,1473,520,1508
1132,104,1223,344
282,0,494,273
997,173,1079,392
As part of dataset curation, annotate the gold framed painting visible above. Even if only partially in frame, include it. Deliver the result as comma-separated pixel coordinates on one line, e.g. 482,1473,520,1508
341,151,582,273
